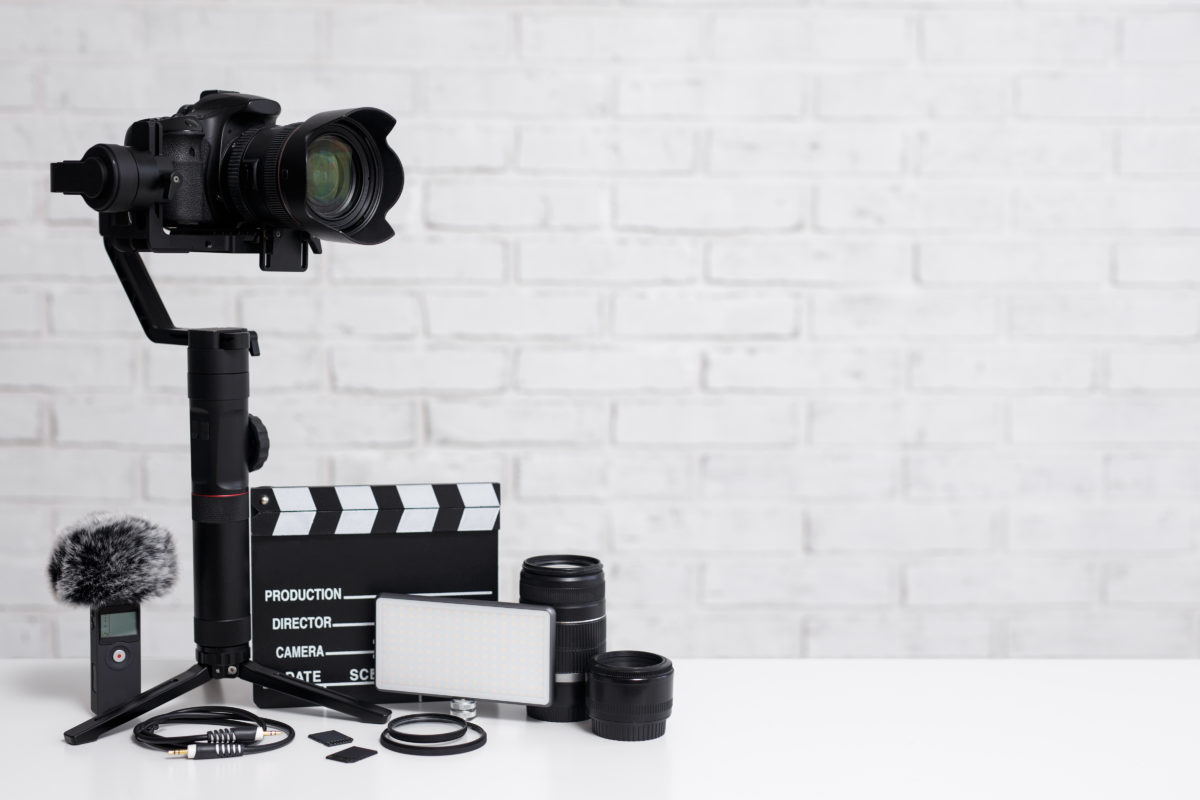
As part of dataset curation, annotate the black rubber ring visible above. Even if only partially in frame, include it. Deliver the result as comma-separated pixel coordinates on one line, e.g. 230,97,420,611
385,713,469,744
379,722,487,756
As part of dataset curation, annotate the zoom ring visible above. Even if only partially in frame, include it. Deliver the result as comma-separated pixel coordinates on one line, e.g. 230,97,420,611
520,583,605,605
554,618,606,650
260,123,300,226
222,128,259,220
556,644,605,674
554,618,605,673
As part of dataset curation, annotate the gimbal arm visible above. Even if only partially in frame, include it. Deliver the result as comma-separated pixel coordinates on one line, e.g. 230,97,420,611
104,239,187,346
104,240,259,355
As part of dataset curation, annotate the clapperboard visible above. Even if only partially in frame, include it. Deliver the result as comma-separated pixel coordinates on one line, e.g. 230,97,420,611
249,482,499,709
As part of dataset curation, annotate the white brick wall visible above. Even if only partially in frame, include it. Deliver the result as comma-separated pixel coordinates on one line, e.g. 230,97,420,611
5,0,1200,659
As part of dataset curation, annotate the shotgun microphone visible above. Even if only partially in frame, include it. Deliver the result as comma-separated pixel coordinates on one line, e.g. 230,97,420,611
48,513,178,715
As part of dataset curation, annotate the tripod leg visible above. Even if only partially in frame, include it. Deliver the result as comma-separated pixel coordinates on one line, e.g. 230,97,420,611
64,662,211,745
239,661,390,724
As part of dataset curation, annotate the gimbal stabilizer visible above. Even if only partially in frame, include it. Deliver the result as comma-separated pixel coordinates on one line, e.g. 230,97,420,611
51,93,403,743
62,249,390,745
57,243,391,745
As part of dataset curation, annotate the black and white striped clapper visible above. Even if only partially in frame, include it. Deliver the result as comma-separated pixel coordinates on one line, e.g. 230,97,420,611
251,483,501,537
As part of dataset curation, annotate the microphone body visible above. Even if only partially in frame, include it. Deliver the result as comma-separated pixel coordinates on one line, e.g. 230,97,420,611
48,513,177,715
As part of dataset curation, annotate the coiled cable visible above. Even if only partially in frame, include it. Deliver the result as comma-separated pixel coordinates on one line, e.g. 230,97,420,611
131,705,293,759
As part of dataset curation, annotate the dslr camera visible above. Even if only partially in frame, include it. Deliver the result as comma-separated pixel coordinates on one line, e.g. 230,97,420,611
51,90,404,271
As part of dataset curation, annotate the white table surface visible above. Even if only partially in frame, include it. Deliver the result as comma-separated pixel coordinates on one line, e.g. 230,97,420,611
5,658,1198,799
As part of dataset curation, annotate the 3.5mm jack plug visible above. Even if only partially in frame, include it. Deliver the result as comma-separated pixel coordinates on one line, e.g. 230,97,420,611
168,743,244,759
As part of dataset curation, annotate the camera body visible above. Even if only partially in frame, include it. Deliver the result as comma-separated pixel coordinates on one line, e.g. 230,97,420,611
52,90,404,272
150,91,282,234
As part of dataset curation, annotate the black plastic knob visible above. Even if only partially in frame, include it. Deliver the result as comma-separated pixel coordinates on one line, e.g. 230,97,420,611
246,414,269,472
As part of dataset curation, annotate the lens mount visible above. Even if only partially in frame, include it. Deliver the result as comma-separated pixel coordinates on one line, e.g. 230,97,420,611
223,107,403,245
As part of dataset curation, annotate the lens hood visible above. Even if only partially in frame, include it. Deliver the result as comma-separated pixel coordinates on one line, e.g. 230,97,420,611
225,106,404,245
272,107,404,244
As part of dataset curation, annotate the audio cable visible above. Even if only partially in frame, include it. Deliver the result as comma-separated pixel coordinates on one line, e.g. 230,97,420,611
131,705,294,759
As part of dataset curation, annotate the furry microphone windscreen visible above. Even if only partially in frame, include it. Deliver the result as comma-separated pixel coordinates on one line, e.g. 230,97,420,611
48,513,178,607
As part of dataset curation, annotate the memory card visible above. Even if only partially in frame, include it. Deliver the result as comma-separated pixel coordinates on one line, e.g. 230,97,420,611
309,730,353,747
327,746,377,763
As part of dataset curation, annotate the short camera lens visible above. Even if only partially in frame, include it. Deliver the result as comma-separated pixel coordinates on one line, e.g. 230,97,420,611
588,651,674,742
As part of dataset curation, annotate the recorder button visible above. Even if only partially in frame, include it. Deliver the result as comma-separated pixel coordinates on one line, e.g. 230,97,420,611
111,648,127,664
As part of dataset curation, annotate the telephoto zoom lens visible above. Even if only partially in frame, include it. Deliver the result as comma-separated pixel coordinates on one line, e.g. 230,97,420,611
588,651,674,742
519,555,605,722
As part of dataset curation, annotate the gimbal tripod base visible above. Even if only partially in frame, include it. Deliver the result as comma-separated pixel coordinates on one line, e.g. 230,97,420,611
64,661,390,745
63,245,390,744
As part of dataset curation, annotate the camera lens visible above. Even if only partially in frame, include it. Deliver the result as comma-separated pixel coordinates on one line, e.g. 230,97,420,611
519,555,605,722
588,651,674,742
306,134,357,219
223,107,403,246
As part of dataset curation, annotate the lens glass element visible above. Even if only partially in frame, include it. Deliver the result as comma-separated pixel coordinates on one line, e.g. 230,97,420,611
306,135,356,218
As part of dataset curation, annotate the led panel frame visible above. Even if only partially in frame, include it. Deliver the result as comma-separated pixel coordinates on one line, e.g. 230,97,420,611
375,593,556,706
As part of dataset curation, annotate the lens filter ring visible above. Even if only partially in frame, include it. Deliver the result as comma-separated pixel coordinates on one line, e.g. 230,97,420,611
379,721,487,757
385,713,469,744
521,554,604,580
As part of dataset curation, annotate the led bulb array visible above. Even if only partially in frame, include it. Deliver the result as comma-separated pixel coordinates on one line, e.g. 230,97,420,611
374,594,555,706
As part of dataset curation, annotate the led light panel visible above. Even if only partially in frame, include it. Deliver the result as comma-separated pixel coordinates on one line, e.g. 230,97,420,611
375,594,555,706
